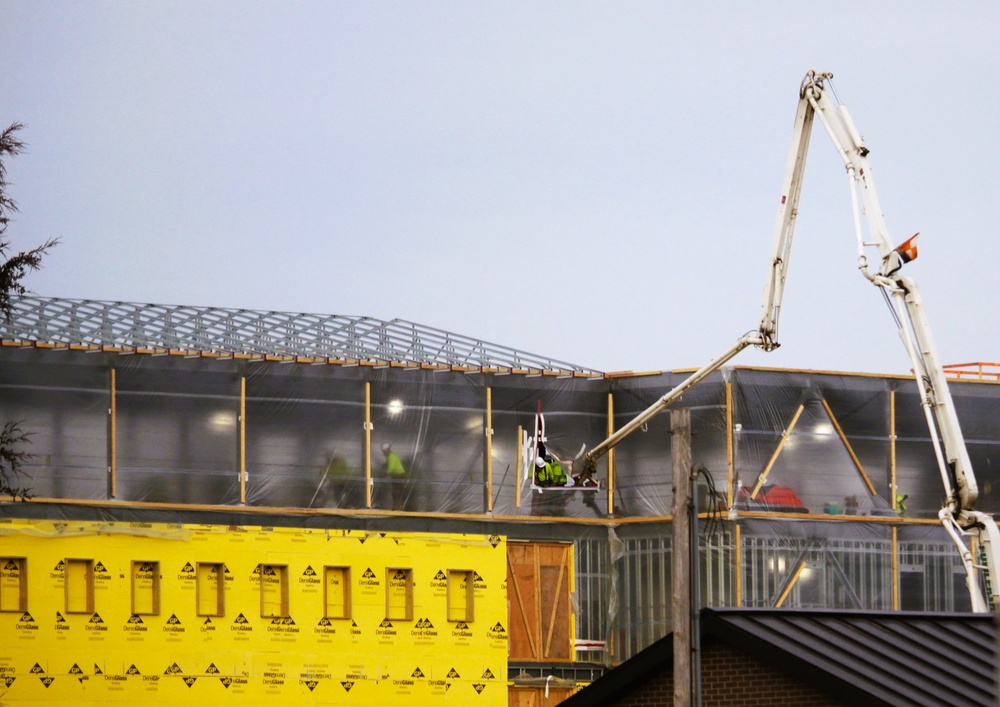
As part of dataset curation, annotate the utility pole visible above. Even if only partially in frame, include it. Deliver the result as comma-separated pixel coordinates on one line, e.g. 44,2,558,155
671,408,693,706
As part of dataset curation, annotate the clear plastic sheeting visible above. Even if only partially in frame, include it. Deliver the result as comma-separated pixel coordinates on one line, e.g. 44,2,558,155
0,351,109,500
610,518,973,661
115,355,241,505
3,345,1000,522
607,372,729,517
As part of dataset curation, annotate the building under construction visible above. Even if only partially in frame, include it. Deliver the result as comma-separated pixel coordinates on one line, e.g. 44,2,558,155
1,294,998,705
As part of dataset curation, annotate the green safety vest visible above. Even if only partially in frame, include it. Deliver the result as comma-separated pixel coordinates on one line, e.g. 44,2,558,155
535,459,567,487
385,452,406,477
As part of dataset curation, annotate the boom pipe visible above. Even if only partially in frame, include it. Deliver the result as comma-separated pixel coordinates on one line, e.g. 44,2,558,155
581,333,762,472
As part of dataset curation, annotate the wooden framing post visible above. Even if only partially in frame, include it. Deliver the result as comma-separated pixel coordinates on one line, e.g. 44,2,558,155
515,426,523,509
607,392,615,517
890,390,898,511
364,382,372,508
109,368,117,498
671,408,693,707
725,382,734,508
239,376,246,504
486,387,493,512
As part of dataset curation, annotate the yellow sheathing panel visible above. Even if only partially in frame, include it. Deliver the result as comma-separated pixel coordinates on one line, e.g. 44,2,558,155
0,519,508,705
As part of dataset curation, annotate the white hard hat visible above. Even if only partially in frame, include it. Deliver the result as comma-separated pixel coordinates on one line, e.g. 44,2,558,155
534,457,546,468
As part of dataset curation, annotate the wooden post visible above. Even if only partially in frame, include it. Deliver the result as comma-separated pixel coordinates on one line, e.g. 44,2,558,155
671,408,693,707
515,426,523,509
607,392,615,517
239,376,246,504
109,368,117,498
725,382,734,509
364,382,372,508
890,390,897,511
486,387,493,512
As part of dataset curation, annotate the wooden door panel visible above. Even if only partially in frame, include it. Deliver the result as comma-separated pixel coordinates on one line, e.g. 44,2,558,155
507,542,572,662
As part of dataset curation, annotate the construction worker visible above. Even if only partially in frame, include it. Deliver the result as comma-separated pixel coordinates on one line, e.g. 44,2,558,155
381,444,407,510
534,452,568,487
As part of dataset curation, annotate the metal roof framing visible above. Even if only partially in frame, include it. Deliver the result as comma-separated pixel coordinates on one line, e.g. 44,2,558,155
0,295,603,376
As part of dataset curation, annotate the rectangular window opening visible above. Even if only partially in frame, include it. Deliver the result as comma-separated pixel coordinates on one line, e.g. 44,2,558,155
0,557,28,613
260,564,289,618
385,567,413,621
446,569,475,622
196,562,226,617
131,560,160,615
324,566,352,619
65,558,94,614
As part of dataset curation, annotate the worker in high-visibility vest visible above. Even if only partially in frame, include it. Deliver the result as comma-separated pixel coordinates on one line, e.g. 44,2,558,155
534,453,568,487
381,443,407,510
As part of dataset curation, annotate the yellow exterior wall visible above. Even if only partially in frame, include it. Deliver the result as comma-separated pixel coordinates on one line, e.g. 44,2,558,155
0,518,508,705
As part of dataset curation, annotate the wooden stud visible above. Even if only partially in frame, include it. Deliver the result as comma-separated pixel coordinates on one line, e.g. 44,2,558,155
515,426,523,509
726,382,734,509
607,393,615,517
751,404,805,499
110,368,117,498
364,382,372,508
821,399,876,496
240,377,247,504
775,560,808,607
891,390,897,511
486,387,493,512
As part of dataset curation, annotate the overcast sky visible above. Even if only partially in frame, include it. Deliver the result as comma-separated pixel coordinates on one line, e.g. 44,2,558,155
3,2,998,375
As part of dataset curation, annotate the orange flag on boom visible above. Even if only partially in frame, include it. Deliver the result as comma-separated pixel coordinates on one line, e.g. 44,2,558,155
895,233,919,263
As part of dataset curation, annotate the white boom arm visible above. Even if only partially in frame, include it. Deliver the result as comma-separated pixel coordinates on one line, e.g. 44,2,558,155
581,69,999,612
772,70,999,612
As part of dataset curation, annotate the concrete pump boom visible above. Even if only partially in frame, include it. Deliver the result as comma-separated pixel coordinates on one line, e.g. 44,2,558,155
580,70,999,612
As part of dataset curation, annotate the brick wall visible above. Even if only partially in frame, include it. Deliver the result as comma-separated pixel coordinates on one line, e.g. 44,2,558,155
607,642,848,707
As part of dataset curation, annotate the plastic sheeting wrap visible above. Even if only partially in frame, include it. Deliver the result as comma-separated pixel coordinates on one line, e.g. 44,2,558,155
610,518,974,660
2,345,1000,523
0,352,109,500
114,355,241,505
244,365,367,509
607,372,728,517
491,374,608,518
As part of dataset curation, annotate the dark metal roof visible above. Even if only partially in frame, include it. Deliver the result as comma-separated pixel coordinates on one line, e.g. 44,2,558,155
563,608,997,707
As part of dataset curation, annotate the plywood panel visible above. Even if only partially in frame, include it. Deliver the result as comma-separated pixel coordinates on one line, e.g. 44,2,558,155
507,542,572,662
507,543,540,660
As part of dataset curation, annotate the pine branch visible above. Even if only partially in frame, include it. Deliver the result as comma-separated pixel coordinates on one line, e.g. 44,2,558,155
0,420,34,501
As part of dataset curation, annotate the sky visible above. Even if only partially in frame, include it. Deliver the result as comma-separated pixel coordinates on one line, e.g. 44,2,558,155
2,2,999,375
